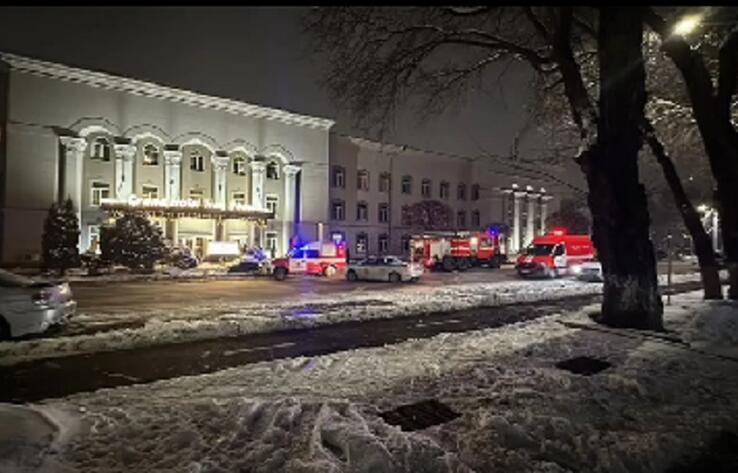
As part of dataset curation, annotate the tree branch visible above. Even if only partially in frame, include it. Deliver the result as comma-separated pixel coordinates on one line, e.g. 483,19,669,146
717,26,738,122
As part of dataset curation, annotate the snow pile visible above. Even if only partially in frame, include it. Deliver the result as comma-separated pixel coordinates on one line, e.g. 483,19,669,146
5,289,738,472
0,272,707,366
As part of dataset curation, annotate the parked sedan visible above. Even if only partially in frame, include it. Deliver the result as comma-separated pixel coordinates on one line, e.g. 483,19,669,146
346,256,424,283
576,258,603,282
0,269,76,339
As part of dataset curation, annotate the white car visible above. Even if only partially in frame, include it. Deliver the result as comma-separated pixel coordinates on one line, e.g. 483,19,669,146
576,258,603,282
0,269,76,339
346,256,424,283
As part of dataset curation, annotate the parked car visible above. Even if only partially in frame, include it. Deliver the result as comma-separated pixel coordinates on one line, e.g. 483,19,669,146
576,257,603,282
346,256,424,283
228,249,271,275
0,269,76,339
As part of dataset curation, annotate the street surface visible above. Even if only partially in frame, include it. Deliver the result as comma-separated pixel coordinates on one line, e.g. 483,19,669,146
71,262,696,313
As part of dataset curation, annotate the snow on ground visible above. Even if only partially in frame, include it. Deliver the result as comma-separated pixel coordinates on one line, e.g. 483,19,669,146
0,271,708,366
2,289,737,472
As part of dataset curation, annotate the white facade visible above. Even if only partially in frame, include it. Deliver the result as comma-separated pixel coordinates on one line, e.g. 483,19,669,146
0,52,333,265
328,135,566,259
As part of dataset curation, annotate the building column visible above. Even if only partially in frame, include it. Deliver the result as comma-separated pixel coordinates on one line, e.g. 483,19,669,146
114,144,136,199
213,155,229,208
282,164,301,254
512,191,526,253
526,190,540,246
59,136,87,251
164,150,183,201
540,194,553,235
249,161,266,209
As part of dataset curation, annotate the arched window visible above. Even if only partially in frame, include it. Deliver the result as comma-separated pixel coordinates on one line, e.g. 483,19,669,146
439,181,450,200
457,183,467,200
471,184,480,201
357,170,370,191
232,155,247,175
421,179,432,198
266,161,280,180
91,137,111,161
142,144,160,166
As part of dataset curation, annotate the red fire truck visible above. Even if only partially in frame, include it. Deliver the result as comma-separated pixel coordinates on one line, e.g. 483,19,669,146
410,229,506,272
272,241,348,281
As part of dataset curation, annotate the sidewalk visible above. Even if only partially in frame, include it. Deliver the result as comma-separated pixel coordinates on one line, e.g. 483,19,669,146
2,289,737,472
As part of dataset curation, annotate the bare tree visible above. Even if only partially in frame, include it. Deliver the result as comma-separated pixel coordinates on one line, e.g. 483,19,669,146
306,6,664,329
644,7,738,299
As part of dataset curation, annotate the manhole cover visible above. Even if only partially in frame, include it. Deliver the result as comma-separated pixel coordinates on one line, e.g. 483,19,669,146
555,356,612,376
378,399,460,431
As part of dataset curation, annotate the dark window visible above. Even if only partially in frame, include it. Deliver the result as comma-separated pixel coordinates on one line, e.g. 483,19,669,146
190,151,205,172
379,173,391,192
421,179,432,198
332,200,345,220
357,170,370,191
91,138,112,161
457,211,466,228
378,234,389,253
440,181,450,200
356,233,368,253
457,183,466,200
378,203,389,223
332,166,346,188
401,176,412,194
356,201,369,221
471,184,480,201
471,210,480,227
232,156,247,175
142,144,160,166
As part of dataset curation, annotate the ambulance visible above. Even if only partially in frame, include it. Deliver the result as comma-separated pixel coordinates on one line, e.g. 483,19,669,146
515,228,595,278
272,241,348,281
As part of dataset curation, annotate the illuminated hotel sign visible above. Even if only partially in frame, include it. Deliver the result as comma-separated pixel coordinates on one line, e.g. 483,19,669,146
99,196,274,221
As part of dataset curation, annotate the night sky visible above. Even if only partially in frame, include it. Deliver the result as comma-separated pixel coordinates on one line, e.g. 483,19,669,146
0,6,540,158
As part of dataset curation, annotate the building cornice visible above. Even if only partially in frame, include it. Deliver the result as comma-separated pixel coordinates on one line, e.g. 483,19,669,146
1,52,336,131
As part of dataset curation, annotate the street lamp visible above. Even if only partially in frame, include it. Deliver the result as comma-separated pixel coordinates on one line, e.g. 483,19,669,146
673,15,702,37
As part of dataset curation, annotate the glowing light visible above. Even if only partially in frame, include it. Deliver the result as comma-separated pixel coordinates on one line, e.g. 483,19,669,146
571,264,582,275
673,15,702,37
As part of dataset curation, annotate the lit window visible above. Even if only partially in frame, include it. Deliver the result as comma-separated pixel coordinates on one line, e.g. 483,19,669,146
232,192,247,206
401,176,412,194
190,151,205,172
457,210,466,228
356,233,368,253
232,156,247,175
189,189,204,204
421,179,431,198
90,181,110,206
471,184,480,201
87,225,100,254
357,170,370,191
266,162,280,180
332,166,345,188
142,144,160,166
332,200,345,220
379,173,391,192
266,195,279,215
356,201,369,221
471,210,481,227
457,183,466,200
440,181,450,200
378,203,389,223
378,234,389,253
141,185,159,199
91,138,111,161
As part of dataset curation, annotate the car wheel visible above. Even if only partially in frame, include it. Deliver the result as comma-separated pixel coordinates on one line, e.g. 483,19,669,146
0,317,10,341
346,270,358,282
457,258,470,271
273,266,288,281
442,256,456,272
323,265,337,277
388,272,401,283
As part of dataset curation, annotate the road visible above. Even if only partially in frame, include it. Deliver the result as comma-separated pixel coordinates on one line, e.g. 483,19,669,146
71,262,696,313
1,278,706,403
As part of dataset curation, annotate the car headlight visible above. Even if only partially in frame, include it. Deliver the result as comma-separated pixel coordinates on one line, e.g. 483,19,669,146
572,265,582,274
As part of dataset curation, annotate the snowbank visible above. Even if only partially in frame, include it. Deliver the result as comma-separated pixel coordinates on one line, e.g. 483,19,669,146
0,272,708,366
4,289,737,472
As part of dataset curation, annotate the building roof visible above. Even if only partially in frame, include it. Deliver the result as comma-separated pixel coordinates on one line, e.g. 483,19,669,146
0,52,336,131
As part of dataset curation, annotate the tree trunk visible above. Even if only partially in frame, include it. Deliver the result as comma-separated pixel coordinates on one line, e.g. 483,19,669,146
644,121,723,299
588,7,663,330
716,178,738,299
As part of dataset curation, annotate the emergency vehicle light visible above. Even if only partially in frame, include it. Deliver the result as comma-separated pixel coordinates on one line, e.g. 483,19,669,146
550,227,567,236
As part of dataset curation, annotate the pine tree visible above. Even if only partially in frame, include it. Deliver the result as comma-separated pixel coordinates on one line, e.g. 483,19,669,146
41,197,80,275
103,211,166,272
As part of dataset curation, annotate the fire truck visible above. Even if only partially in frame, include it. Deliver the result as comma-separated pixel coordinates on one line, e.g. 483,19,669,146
272,241,348,281
410,228,507,272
